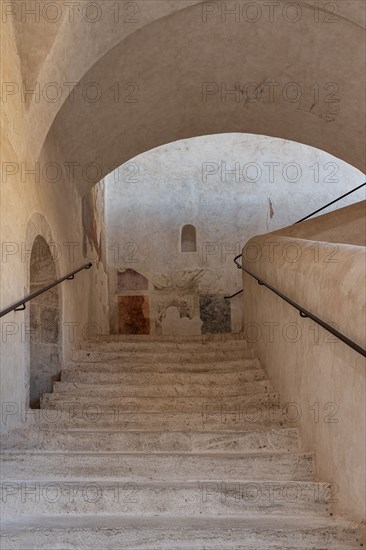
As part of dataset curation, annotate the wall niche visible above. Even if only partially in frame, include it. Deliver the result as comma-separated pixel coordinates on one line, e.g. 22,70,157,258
181,224,197,252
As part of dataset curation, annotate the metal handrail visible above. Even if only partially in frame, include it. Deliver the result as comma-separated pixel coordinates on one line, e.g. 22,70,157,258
227,183,366,300
295,182,365,224
224,289,243,300
226,183,366,356
0,263,93,319
234,262,366,357
234,254,244,269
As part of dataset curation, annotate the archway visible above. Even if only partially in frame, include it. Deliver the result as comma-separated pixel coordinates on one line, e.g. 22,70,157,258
29,236,62,408
103,133,365,336
38,1,365,196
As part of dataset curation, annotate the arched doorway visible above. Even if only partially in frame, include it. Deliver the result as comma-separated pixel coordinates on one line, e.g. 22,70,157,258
29,236,62,409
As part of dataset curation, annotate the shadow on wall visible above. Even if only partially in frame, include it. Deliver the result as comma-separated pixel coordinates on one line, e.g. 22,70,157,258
29,236,62,409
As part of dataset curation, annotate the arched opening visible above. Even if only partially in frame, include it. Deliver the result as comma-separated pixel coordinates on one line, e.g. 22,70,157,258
29,236,62,409
38,1,365,197
103,133,364,337
181,224,197,252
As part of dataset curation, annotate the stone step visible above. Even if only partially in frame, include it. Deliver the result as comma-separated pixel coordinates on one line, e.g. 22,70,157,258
27,406,292,431
53,379,273,398
41,393,280,413
61,366,266,385
1,428,300,453
1,479,335,520
0,515,360,549
65,357,260,374
79,338,249,352
84,333,248,342
72,348,255,364
0,450,314,482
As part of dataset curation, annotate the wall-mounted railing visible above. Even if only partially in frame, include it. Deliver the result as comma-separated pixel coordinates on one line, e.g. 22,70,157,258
0,263,93,319
224,183,366,356
233,256,365,357
226,182,366,300
294,182,366,224
224,289,243,300
225,182,366,300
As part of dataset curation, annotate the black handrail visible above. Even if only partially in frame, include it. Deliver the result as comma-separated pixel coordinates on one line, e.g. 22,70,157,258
226,183,366,300
295,182,365,224
0,263,93,319
234,254,244,269
224,289,243,300
227,183,366,356
235,262,366,357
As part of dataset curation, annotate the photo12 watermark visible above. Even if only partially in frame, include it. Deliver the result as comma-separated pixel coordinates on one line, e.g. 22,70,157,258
1,1,141,25
1,81,139,105
201,161,340,184
201,2,341,24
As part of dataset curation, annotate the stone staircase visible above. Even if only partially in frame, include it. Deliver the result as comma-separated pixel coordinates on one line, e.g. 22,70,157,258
0,335,361,549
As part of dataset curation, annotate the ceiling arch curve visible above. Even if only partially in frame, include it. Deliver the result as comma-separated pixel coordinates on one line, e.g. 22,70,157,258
39,0,365,195
25,0,204,160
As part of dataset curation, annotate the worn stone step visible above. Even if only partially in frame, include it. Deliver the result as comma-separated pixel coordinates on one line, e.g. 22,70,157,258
1,479,336,519
1,428,300,453
0,514,360,549
0,450,314,482
53,379,273,398
72,348,255,364
61,366,266,385
92,333,247,340
26,406,292,431
83,333,248,342
79,337,249,352
41,393,280,413
65,358,260,375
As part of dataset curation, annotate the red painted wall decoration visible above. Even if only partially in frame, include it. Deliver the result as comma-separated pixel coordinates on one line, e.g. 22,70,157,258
118,295,150,335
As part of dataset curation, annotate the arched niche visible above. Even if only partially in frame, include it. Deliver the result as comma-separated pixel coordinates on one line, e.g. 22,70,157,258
181,224,197,252
29,235,62,408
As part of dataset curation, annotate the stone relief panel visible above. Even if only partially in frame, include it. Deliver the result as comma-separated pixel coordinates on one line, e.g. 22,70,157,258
162,306,202,336
153,270,205,292
151,270,204,335
152,293,197,336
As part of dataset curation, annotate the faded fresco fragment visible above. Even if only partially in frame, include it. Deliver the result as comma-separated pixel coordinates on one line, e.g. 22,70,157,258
82,179,106,267
117,269,148,292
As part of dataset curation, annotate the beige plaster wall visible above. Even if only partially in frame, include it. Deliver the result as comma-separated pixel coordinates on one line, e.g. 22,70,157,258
241,206,366,524
0,16,109,434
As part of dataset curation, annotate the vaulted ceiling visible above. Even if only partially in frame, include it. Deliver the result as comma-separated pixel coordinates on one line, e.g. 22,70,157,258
13,0,365,195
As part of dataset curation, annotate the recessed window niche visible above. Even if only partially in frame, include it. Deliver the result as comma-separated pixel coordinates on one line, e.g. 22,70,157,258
181,224,197,252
